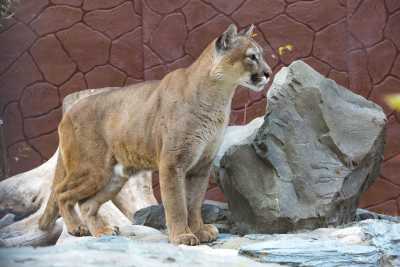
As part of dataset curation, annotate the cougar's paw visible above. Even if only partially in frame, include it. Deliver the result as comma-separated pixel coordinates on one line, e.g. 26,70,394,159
94,226,119,237
171,233,200,246
38,216,54,230
194,224,219,243
68,224,91,237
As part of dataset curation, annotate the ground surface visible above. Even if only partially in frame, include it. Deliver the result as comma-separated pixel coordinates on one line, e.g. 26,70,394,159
0,219,398,267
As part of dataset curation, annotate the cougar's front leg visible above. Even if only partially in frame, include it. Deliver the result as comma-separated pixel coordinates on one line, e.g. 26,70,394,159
186,164,219,243
159,160,199,246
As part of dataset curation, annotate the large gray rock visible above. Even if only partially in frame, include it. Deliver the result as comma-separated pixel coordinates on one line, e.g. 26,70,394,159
215,61,386,234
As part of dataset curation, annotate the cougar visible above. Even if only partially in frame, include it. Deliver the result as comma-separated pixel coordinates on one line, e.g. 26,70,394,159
39,24,272,245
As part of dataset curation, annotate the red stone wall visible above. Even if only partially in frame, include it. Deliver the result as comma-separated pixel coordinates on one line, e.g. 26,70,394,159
0,0,399,215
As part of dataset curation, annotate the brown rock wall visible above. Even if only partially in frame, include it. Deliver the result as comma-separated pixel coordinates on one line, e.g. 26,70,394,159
0,0,399,215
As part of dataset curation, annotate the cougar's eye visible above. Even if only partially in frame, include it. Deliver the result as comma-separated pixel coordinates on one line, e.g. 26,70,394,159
249,54,257,62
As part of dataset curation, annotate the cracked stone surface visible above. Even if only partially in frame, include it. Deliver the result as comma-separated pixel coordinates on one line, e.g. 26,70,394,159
239,219,400,266
0,0,399,216
0,235,280,267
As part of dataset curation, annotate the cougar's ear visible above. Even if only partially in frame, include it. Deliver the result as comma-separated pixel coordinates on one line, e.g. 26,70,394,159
216,24,238,52
239,24,255,38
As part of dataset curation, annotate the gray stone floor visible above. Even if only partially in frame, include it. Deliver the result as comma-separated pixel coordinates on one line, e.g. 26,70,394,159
0,219,399,267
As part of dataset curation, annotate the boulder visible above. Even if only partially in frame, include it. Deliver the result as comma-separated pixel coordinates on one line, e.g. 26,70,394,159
356,208,400,223
133,201,230,232
133,205,166,230
215,61,386,234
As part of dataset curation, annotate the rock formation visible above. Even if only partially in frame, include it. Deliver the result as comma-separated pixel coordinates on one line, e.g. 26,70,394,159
215,61,387,234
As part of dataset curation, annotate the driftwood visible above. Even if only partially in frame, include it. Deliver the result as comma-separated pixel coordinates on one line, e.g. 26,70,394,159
0,88,158,247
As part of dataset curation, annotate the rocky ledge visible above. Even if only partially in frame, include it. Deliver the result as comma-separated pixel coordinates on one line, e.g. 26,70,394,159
0,219,398,267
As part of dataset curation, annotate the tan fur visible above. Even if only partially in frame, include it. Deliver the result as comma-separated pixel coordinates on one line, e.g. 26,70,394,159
39,24,271,245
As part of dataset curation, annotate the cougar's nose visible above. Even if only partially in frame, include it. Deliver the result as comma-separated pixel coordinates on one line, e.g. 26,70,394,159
263,66,272,81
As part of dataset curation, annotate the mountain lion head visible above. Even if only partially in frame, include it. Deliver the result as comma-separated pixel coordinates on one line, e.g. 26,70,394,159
212,24,272,92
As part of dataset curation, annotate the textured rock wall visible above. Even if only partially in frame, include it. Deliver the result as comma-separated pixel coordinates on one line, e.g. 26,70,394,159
0,0,399,215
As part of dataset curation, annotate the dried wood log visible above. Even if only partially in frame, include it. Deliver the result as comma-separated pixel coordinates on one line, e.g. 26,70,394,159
0,151,57,221
0,152,63,247
0,87,158,247
113,172,157,220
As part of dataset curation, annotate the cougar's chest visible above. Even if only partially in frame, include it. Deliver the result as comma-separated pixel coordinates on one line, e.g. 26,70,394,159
201,134,223,165
198,109,230,162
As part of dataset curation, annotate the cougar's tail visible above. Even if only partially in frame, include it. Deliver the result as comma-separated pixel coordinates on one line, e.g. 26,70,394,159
39,114,79,230
38,152,64,230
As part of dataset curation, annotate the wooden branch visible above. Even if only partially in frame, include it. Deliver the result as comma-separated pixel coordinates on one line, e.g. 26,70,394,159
113,171,157,220
0,151,57,221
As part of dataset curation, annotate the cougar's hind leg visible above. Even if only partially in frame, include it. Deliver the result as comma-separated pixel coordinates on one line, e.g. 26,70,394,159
79,165,129,237
58,200,90,236
56,112,116,236
53,115,94,236
55,169,98,236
